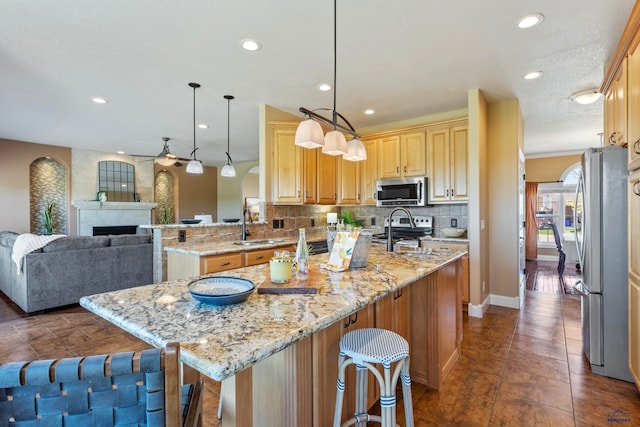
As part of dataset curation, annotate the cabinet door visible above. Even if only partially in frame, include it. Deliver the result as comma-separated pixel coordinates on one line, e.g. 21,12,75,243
361,139,378,205
317,151,337,204
400,131,426,177
613,58,628,147
272,126,302,204
201,253,243,274
628,43,640,169
338,157,360,204
375,287,410,341
303,148,317,204
629,169,640,390
450,125,469,201
426,128,451,203
377,136,401,179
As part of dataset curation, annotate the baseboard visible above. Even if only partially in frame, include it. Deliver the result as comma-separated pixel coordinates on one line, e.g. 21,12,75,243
467,295,490,318
536,254,558,262
490,293,522,309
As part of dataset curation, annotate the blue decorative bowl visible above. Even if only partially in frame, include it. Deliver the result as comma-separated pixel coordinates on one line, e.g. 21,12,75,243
180,219,202,224
188,276,255,305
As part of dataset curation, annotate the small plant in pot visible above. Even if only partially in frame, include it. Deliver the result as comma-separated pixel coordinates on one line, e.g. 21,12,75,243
43,201,56,235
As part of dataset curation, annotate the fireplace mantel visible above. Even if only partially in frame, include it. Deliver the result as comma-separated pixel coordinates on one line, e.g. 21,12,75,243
72,201,157,236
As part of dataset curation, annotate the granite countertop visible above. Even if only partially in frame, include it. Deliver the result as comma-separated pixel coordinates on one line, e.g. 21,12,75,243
140,221,267,230
80,245,466,381
163,233,327,256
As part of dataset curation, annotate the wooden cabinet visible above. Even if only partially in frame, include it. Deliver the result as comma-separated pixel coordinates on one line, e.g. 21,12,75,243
202,253,243,274
317,151,337,204
426,124,468,203
629,169,640,389
628,41,640,169
375,286,410,340
604,57,628,148
272,125,302,204
360,139,378,205
377,132,426,179
244,246,295,266
420,240,469,303
409,260,461,389
337,157,360,204
312,305,375,427
303,148,317,204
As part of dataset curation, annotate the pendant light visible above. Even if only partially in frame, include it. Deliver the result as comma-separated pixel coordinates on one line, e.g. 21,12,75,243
186,82,204,174
295,0,366,161
220,95,236,178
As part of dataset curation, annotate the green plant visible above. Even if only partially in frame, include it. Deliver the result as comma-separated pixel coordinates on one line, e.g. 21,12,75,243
340,210,363,228
159,208,173,224
43,201,55,235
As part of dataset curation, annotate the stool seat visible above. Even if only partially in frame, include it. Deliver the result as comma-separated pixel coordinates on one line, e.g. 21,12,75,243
340,328,409,366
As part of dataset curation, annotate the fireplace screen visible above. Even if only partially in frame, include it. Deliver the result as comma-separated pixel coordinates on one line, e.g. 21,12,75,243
98,161,136,202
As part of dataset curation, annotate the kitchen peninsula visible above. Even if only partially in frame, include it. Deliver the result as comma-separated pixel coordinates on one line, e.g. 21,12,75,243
80,244,465,426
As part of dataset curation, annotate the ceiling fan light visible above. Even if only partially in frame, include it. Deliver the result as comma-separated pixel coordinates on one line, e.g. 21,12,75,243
155,157,177,166
322,130,348,156
343,138,367,161
221,164,236,177
295,119,325,148
186,159,203,174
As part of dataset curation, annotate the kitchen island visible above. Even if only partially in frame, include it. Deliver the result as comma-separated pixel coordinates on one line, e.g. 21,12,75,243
80,244,465,426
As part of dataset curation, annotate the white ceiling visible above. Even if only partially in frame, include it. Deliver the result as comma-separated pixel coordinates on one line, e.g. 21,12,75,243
0,0,635,167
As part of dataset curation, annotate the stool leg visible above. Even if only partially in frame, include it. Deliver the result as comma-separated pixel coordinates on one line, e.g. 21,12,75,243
333,353,347,427
354,364,368,427
400,358,415,427
380,363,396,427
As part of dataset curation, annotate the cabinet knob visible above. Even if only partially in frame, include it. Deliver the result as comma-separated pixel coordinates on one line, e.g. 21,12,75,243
634,138,640,155
404,165,407,173
396,166,400,173
297,190,300,198
634,181,640,196
357,193,360,201
610,131,624,146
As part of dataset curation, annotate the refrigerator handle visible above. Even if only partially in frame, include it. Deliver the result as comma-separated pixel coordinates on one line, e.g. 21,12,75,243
573,280,588,298
574,172,585,269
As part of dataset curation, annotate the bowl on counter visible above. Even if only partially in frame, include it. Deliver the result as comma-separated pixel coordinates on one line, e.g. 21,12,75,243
188,276,255,305
180,219,202,224
441,228,466,238
222,218,240,223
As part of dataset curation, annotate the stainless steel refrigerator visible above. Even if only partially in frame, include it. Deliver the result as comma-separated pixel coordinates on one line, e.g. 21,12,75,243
574,145,631,382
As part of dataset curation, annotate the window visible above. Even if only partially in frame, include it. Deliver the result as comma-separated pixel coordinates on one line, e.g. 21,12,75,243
535,164,580,247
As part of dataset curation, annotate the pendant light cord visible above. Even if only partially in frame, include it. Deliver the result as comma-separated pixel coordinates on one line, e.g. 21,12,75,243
225,95,234,165
332,0,338,128
188,82,201,159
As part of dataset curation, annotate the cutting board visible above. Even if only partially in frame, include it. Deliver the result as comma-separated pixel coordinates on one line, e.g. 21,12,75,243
257,278,318,294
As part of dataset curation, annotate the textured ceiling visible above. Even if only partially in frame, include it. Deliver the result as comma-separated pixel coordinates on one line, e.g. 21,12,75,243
0,0,635,166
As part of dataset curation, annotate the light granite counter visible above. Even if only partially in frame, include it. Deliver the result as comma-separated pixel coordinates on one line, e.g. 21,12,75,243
80,244,465,382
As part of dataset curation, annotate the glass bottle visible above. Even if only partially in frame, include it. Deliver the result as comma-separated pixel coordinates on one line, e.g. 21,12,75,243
295,228,309,280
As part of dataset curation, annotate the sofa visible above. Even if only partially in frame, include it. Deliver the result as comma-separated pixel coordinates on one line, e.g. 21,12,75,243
0,231,153,314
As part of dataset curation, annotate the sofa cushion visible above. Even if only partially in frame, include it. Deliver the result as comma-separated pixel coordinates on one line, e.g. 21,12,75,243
0,231,19,249
42,236,110,252
109,234,151,246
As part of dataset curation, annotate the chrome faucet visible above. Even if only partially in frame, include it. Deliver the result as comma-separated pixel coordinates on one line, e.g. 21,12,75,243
241,208,253,241
387,207,415,252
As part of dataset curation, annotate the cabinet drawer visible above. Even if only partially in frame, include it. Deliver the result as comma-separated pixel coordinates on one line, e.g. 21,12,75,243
201,253,243,274
420,240,468,252
244,246,295,266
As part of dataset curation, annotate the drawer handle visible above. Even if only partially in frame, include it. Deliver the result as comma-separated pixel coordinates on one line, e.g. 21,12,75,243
609,131,624,146
220,261,231,266
634,181,640,196
634,138,640,154
255,255,264,260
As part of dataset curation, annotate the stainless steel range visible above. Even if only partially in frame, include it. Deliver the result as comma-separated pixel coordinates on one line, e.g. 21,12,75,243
372,215,433,245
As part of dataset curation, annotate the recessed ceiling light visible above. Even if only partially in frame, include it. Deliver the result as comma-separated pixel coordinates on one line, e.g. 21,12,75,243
570,89,602,105
517,13,544,29
198,124,209,129
92,97,108,104
116,150,125,154
318,83,332,91
364,109,375,115
524,71,544,80
241,39,262,51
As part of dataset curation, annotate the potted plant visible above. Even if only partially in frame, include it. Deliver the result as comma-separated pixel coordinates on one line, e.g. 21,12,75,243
43,201,55,235
158,208,173,224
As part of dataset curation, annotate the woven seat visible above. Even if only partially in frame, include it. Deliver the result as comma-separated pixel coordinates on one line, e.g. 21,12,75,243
0,342,203,427
333,328,414,427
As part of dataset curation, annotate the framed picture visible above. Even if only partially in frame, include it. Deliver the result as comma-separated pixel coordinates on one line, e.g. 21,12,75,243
245,197,260,221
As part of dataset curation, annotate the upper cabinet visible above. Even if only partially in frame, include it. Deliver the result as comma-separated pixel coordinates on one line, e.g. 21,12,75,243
377,132,426,179
629,39,640,169
338,157,360,205
303,148,317,204
426,123,469,203
317,152,337,204
360,139,378,205
271,124,302,204
604,57,628,148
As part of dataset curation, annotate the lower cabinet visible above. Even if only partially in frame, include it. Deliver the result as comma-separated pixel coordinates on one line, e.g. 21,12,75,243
629,169,640,390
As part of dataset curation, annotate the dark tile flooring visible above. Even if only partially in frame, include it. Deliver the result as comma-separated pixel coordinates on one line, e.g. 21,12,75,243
1,260,639,426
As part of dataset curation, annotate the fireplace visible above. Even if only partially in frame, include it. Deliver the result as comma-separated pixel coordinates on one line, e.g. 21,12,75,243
72,201,157,236
93,225,138,236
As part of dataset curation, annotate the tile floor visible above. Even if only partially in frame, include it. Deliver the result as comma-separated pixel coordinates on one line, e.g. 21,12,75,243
1,260,639,426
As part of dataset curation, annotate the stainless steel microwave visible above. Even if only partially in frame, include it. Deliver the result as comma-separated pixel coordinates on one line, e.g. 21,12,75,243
376,177,427,207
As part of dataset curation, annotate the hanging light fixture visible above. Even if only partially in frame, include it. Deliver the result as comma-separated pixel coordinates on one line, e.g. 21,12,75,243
295,0,366,161
220,95,236,177
186,82,204,174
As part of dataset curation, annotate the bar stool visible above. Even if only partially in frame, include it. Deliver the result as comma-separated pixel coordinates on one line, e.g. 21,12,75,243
333,328,415,427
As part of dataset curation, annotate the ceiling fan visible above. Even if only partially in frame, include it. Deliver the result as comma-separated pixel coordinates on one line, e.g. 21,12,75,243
132,137,191,167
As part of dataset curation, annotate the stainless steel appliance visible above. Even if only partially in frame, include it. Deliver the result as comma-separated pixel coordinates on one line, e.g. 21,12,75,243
574,146,631,382
376,177,427,207
371,215,433,246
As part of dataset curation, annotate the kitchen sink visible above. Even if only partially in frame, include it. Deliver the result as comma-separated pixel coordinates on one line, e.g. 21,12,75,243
233,239,286,246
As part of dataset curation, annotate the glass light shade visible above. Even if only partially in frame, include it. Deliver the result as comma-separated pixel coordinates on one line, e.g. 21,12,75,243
343,138,367,161
295,119,325,148
186,159,203,174
155,157,177,166
322,130,347,155
221,164,236,177
570,90,602,105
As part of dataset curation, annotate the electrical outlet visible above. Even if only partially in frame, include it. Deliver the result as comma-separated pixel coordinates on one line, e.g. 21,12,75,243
371,217,376,226
272,219,280,229
279,219,285,228
451,218,457,228
311,218,315,227
178,230,186,242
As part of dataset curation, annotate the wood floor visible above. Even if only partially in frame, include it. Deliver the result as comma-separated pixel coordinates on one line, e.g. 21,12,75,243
1,260,639,426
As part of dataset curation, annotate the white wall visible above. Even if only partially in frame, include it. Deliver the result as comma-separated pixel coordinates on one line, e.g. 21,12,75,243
216,160,259,221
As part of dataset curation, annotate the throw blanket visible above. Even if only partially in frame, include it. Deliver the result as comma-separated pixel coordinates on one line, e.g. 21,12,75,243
12,233,65,274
